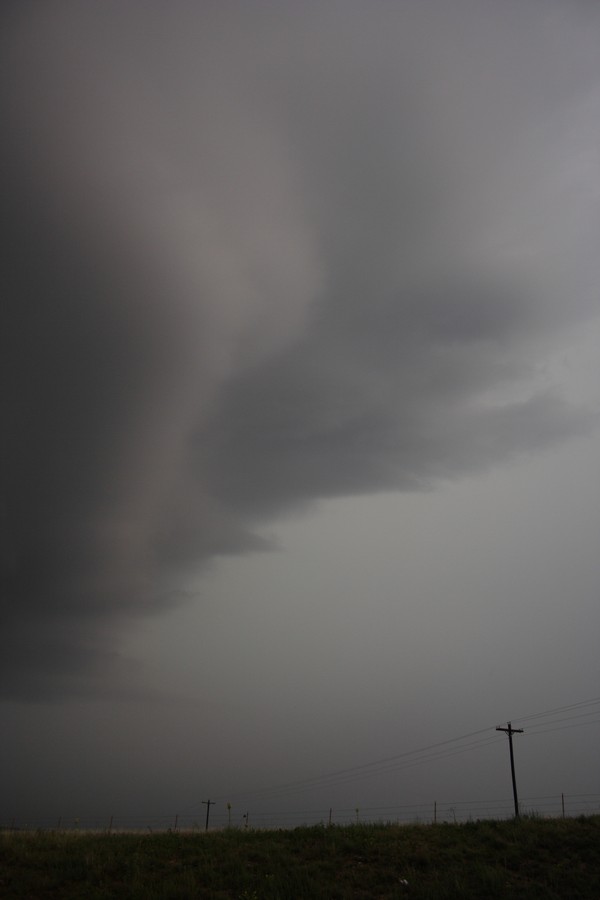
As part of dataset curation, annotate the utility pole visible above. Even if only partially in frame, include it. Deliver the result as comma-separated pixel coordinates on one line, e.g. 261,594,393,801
496,722,524,818
202,799,215,832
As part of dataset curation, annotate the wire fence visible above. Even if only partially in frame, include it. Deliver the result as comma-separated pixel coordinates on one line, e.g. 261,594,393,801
3,792,600,833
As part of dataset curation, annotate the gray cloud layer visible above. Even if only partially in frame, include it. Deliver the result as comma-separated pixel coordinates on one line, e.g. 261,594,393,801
2,1,599,698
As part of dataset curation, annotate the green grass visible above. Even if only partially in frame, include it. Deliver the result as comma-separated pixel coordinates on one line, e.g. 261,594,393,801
1,816,599,898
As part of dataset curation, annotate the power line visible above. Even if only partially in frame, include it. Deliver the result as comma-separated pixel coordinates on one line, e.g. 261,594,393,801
205,727,494,806
524,709,600,731
182,694,600,813
511,696,600,726
523,718,600,738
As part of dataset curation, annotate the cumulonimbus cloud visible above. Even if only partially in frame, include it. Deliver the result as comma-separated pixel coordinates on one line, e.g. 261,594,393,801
2,1,599,698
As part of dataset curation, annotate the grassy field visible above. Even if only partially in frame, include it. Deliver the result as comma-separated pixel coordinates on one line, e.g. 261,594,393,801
1,816,599,899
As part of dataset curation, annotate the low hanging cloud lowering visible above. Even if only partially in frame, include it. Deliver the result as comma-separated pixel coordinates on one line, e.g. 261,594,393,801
2,1,599,698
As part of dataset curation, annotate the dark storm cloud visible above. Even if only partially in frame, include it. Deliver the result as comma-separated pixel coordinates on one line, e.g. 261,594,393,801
196,282,590,517
2,1,599,698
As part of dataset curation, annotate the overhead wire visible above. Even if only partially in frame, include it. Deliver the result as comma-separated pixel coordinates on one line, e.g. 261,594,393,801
523,718,600,738
179,694,600,814
510,695,600,726
203,727,496,807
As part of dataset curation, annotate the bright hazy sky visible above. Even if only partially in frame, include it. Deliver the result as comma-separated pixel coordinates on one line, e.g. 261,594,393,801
2,1,600,828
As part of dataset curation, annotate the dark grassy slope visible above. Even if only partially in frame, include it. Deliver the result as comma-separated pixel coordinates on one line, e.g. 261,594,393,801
1,816,599,899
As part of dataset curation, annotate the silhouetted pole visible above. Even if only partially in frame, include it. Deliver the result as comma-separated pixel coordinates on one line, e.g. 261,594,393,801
496,722,524,817
202,799,215,831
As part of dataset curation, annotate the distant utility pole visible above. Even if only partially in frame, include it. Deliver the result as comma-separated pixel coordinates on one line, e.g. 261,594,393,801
202,799,215,832
496,722,524,818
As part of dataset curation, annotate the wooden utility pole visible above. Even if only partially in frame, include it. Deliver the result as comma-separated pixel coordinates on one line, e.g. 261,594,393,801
496,722,524,818
202,799,215,832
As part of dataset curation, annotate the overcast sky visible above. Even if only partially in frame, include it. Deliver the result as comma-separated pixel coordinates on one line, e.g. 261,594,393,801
2,0,600,828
